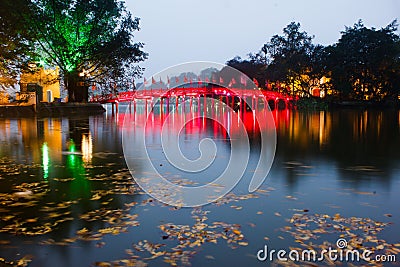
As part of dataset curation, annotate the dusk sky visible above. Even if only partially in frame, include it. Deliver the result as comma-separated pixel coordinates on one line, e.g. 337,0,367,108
127,0,399,78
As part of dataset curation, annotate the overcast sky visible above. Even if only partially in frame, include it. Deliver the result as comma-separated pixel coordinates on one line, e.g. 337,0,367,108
126,0,399,77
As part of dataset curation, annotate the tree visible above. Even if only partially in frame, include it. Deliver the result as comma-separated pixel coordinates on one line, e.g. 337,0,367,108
262,22,321,95
227,23,325,95
240,22,325,96
1,0,147,102
326,20,400,101
226,56,266,87
0,0,36,90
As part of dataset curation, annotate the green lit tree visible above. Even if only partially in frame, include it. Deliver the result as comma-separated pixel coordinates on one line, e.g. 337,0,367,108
2,0,147,102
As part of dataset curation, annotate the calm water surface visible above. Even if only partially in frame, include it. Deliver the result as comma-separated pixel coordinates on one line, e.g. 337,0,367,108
0,103,399,266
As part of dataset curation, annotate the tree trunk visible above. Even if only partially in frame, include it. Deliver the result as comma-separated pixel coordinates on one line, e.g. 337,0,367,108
65,71,89,103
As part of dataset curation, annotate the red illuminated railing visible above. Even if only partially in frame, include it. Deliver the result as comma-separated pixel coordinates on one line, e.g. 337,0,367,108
90,87,295,104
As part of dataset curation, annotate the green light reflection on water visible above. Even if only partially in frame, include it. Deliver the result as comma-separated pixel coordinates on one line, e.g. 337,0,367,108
42,142,50,180
66,139,91,199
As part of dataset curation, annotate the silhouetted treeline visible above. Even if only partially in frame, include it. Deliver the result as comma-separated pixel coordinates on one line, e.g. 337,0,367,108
227,20,400,103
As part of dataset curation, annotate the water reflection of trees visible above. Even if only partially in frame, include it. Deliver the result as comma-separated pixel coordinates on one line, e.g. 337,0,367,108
275,110,400,187
117,104,400,189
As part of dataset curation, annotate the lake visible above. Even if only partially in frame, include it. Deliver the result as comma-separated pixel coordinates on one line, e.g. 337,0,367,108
0,102,399,266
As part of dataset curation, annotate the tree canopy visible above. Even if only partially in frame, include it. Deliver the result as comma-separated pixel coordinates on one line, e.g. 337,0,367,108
326,20,400,101
1,0,147,101
0,0,36,89
227,20,400,103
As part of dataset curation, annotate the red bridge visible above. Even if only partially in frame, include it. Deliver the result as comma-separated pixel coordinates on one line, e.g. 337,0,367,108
90,87,296,110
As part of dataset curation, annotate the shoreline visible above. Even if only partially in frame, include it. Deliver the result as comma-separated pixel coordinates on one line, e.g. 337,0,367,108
331,100,399,109
0,100,398,118
296,98,400,111
0,103,106,118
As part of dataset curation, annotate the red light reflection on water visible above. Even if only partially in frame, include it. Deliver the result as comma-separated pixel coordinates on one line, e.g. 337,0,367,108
118,100,292,140
121,107,267,136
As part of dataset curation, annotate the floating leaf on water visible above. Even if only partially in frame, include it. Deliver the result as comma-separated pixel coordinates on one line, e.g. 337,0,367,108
163,258,177,266
326,204,341,209
52,178,75,182
145,251,166,260
48,212,63,218
108,217,117,224
232,229,241,235
248,223,256,228
95,262,111,267
77,228,89,235
62,238,77,243
98,228,114,234
96,242,106,248
13,191,33,198
333,213,341,220
90,193,102,201
354,191,375,195
2,215,15,221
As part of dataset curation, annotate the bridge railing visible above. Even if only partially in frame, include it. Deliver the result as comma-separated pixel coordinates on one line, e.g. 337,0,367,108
89,87,296,103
